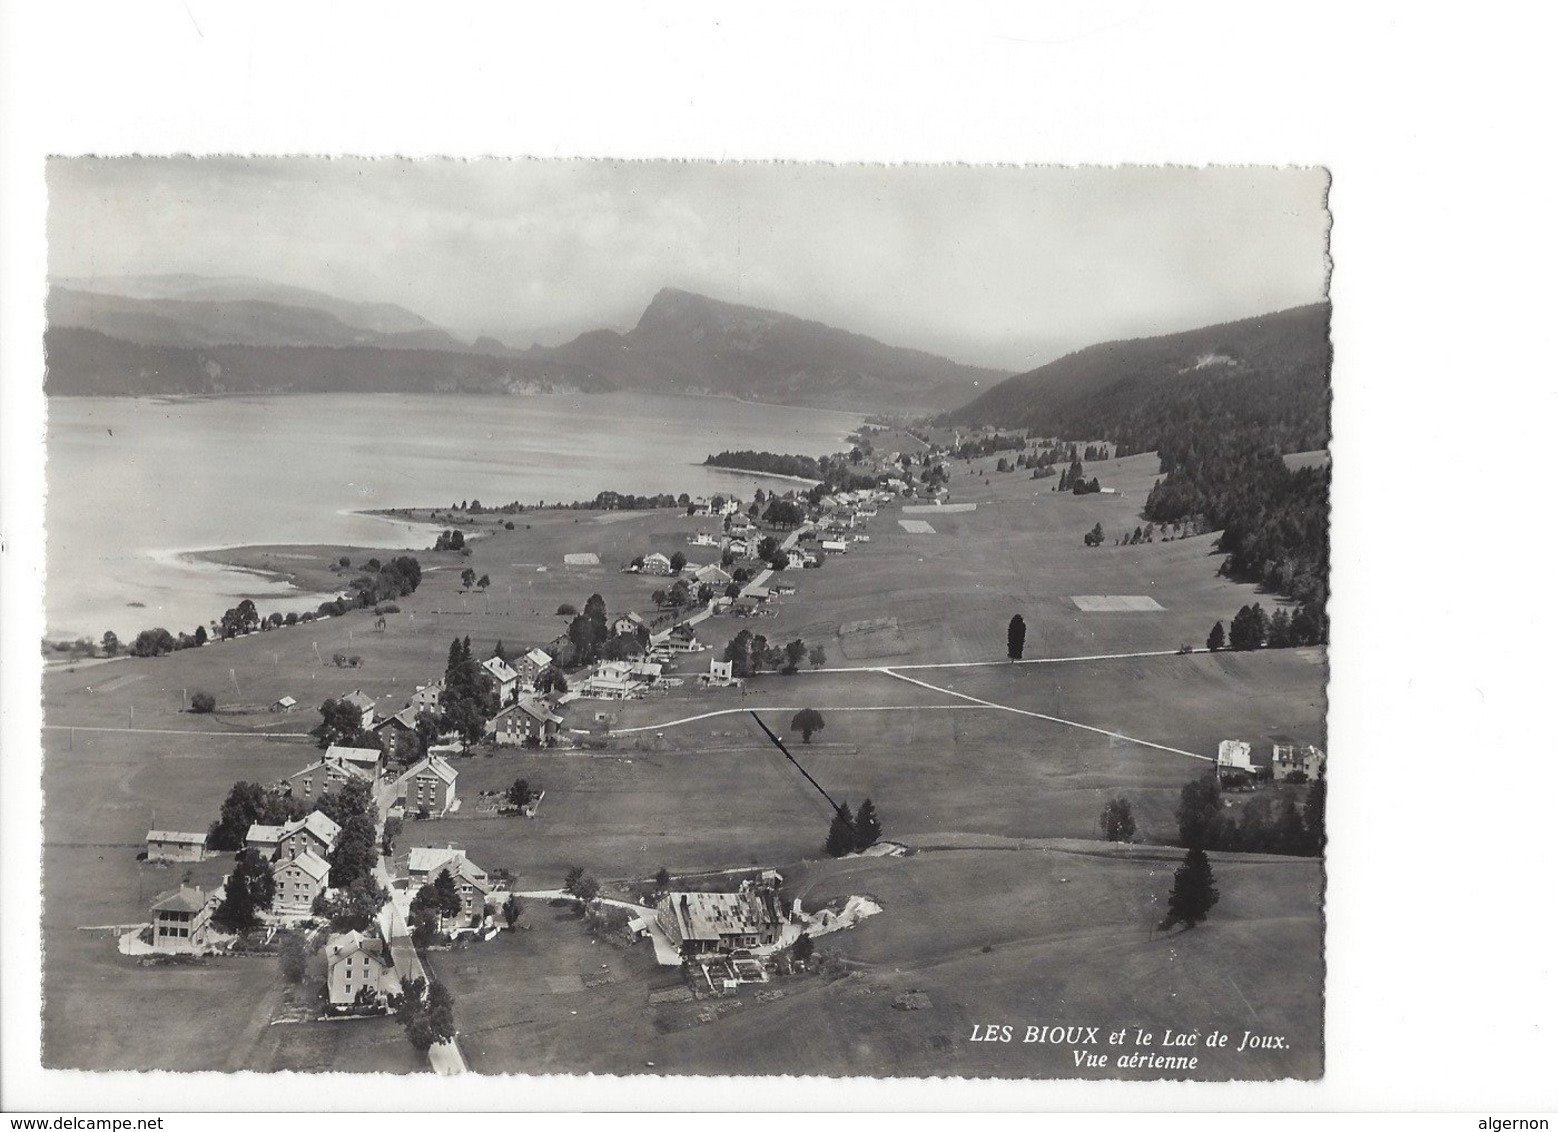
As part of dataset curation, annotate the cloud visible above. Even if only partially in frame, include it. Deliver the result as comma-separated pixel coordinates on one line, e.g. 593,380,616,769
46,159,1329,369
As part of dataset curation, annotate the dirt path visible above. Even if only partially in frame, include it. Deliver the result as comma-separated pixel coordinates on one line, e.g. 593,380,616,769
879,667,1211,762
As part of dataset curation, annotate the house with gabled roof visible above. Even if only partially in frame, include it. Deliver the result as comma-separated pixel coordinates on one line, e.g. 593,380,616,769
480,656,520,707
326,744,383,778
342,690,377,729
490,694,563,746
407,846,493,921
640,552,673,576
287,751,377,803
325,929,398,1010
372,705,420,744
655,880,786,959
397,754,458,817
612,611,648,637
1272,742,1326,782
410,678,445,716
273,850,331,916
146,829,206,863
150,885,214,954
515,647,554,689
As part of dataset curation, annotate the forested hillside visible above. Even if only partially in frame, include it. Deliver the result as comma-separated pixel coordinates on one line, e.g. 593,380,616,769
949,303,1332,635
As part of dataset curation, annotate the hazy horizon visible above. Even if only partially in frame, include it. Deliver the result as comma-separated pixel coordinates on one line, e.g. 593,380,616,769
47,160,1330,372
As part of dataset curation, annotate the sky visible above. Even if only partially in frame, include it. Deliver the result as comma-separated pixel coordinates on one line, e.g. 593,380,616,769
46,159,1330,372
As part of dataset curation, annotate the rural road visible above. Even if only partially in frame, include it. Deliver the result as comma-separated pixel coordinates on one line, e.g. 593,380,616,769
611,648,1216,762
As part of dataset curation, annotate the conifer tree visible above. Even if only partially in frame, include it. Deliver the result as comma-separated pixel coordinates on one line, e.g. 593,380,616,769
824,804,856,857
1161,846,1219,930
1207,620,1225,651
854,799,882,851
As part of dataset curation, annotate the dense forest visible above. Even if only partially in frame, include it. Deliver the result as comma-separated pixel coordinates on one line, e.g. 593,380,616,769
704,450,823,480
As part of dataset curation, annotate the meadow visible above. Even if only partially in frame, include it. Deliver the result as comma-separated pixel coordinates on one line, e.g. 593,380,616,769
37,444,1327,1076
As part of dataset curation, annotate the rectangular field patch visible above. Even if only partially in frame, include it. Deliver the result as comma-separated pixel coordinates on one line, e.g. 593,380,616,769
563,552,600,566
838,616,911,659
902,502,976,514
898,519,936,534
1071,595,1165,612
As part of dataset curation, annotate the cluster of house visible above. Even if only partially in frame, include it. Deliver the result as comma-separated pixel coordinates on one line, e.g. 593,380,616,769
365,647,567,751
141,744,466,957
1216,739,1327,786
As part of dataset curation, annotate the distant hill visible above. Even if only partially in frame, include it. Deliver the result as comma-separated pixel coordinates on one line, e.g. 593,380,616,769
947,303,1332,455
551,287,1004,413
47,285,474,354
52,274,443,338
44,277,1005,409
43,326,612,397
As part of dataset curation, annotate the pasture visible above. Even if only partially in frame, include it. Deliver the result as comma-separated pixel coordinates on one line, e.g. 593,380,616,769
418,843,1320,1079
37,444,1327,1075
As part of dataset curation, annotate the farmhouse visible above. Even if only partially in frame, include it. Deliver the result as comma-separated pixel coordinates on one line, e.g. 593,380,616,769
149,885,215,954
325,930,398,1010
145,829,206,863
287,752,377,802
480,656,520,707
272,850,331,916
325,744,383,778
407,846,493,919
490,694,563,746
397,754,459,817
655,880,786,959
694,563,732,587
1272,743,1326,781
640,552,673,576
820,539,849,555
342,690,377,729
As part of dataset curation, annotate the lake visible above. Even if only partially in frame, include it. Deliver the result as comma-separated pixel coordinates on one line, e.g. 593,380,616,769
44,393,863,641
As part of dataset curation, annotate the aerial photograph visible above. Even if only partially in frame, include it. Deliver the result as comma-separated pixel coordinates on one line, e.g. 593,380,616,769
37,159,1331,1080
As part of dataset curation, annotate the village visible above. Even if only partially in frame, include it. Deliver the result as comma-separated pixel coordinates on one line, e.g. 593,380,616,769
45,428,1327,1079
110,454,937,1069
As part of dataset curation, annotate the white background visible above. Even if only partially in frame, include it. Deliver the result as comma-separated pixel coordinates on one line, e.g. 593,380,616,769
3,0,1556,1115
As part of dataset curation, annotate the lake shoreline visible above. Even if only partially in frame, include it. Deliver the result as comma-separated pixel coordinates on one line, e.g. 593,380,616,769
45,392,865,640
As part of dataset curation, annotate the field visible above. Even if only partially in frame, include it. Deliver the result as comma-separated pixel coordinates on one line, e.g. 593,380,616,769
423,844,1319,1079
38,447,1327,1077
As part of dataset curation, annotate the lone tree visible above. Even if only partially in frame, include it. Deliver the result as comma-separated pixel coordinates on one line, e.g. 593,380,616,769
213,848,276,931
790,708,826,744
1007,614,1026,661
189,691,216,714
1206,620,1226,652
388,976,456,1051
854,798,883,851
502,894,524,929
1160,846,1220,931
278,929,310,984
808,644,827,669
1099,797,1137,842
824,803,856,857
